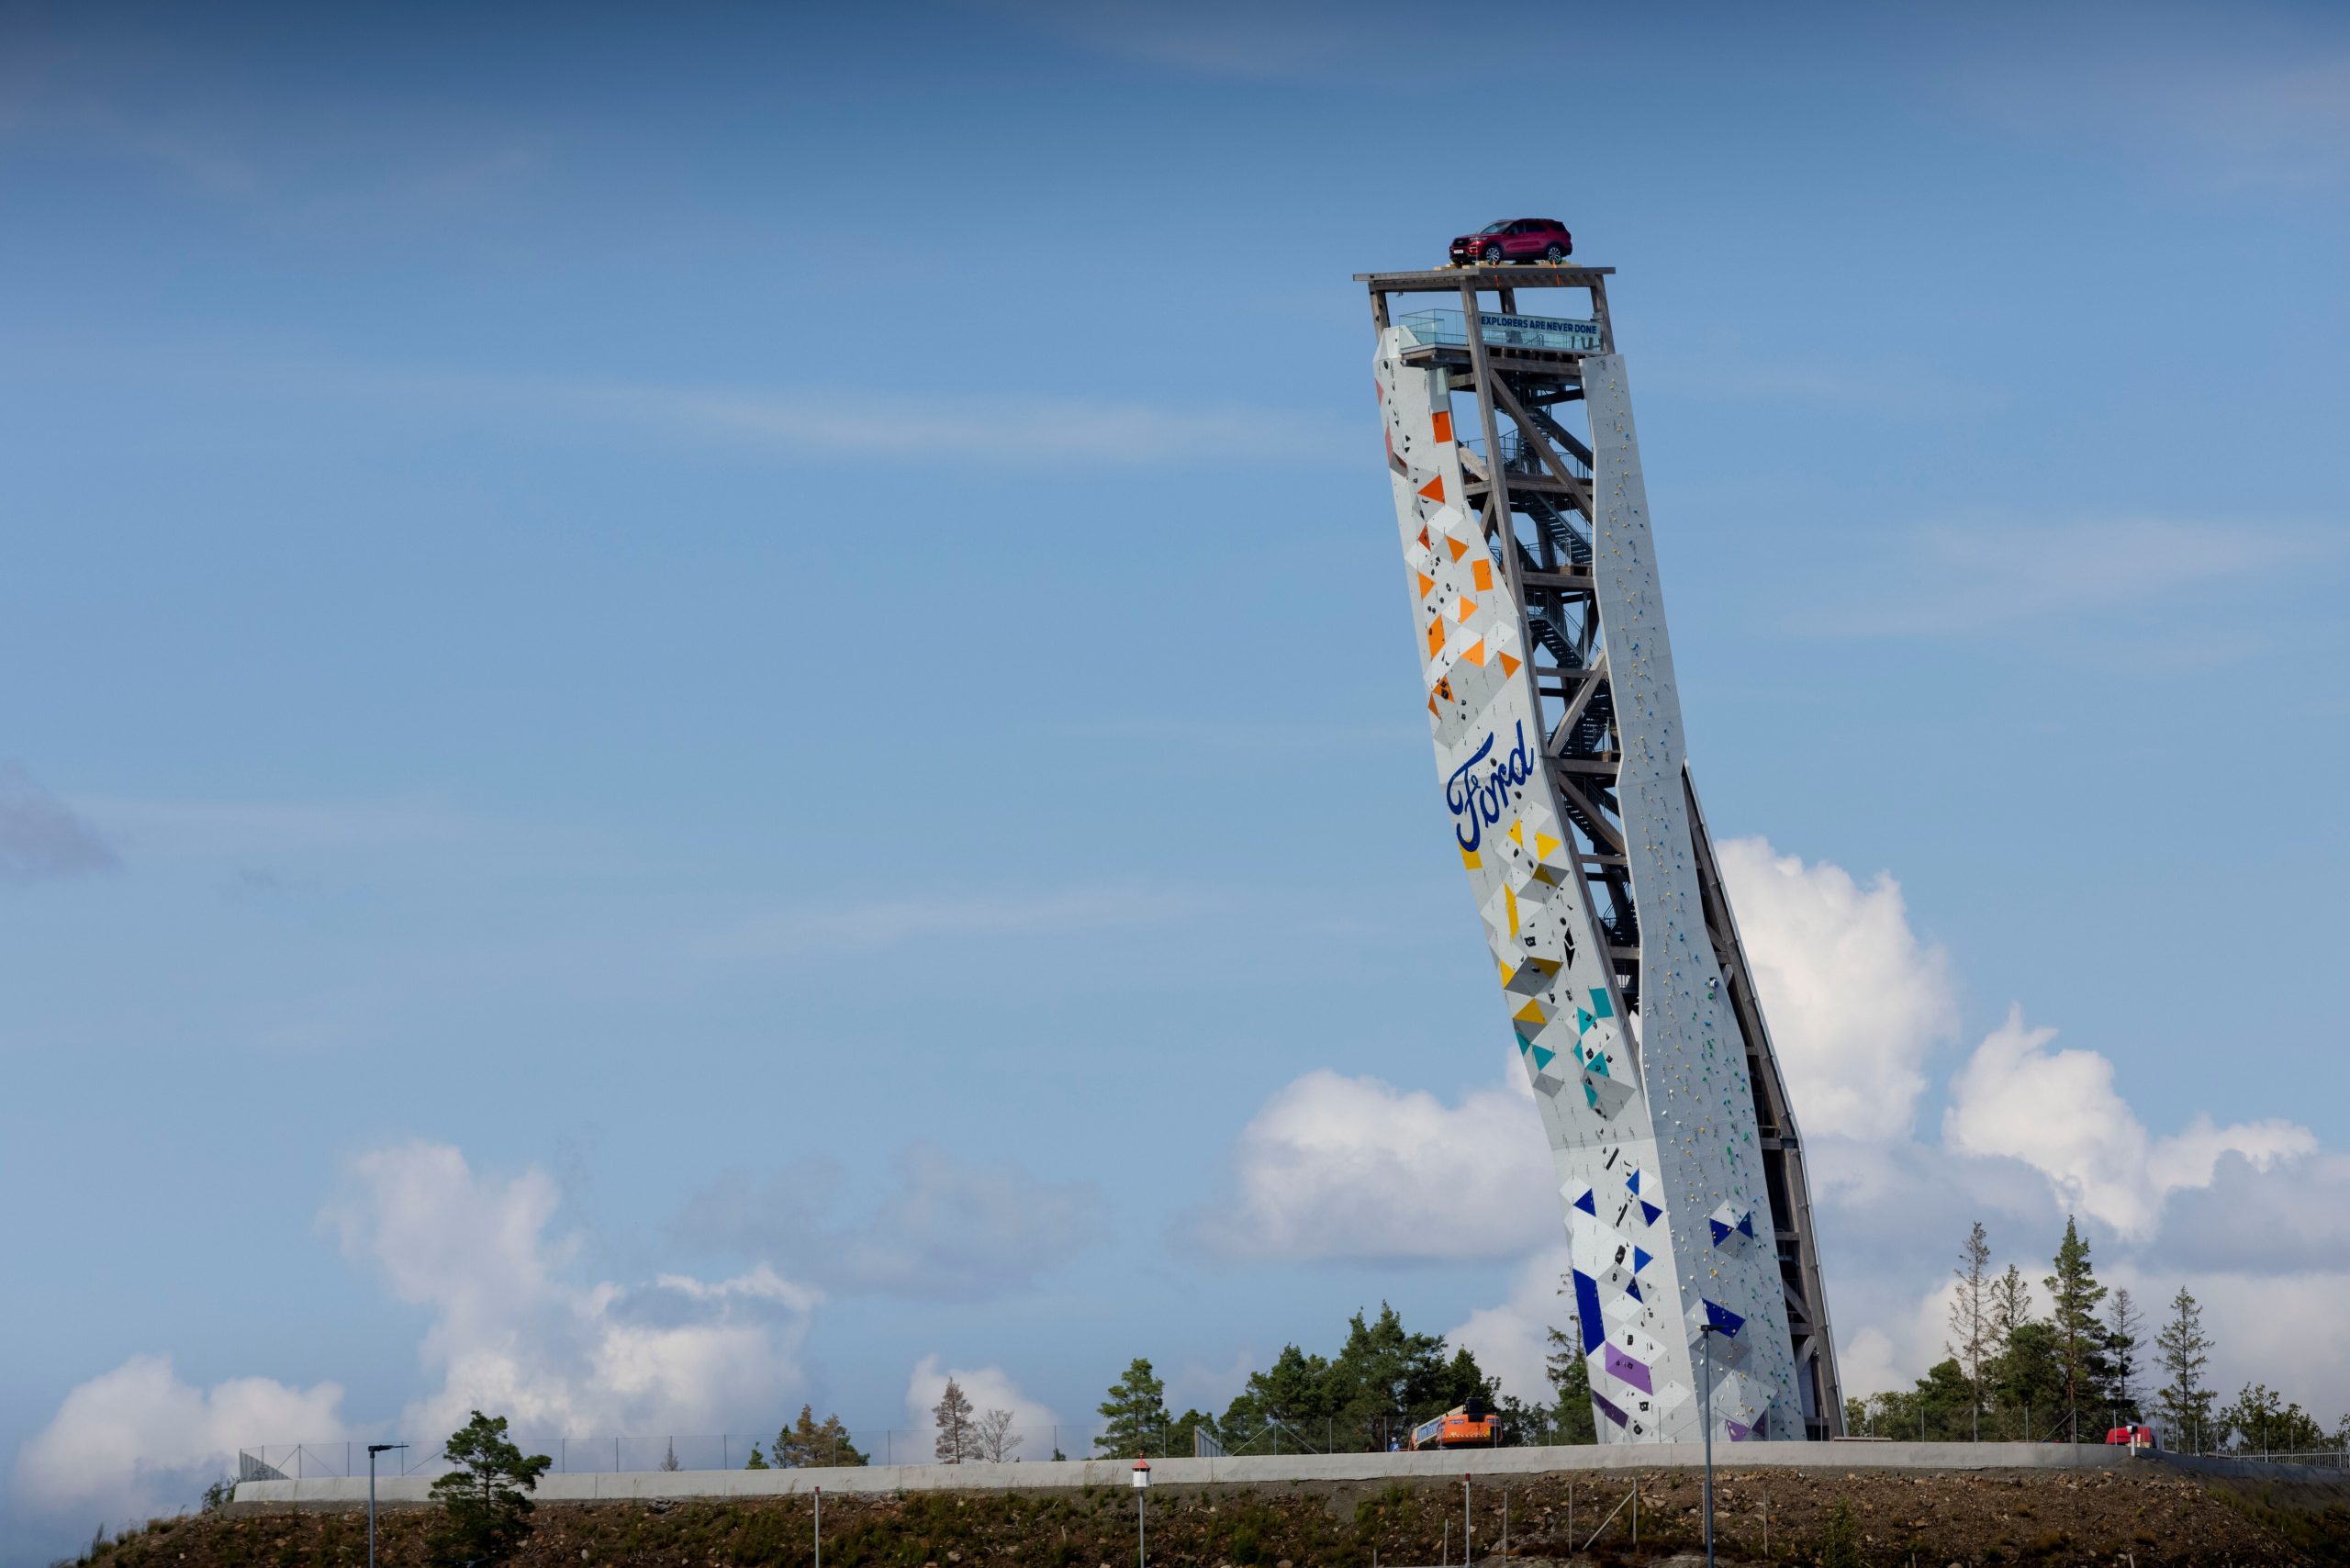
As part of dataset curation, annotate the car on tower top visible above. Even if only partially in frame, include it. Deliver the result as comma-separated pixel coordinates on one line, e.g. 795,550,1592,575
1449,218,1572,266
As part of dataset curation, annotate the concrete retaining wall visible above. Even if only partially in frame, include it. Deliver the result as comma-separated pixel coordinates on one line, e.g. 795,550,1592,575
237,1440,2136,1511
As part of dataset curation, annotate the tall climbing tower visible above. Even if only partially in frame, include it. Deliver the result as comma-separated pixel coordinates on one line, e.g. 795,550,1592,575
1362,263,1843,1441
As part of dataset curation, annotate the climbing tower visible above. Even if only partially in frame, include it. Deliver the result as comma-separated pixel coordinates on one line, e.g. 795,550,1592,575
1362,262,1843,1441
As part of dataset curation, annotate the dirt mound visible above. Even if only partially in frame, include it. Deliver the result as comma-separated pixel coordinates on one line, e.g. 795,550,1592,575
71,1462,2350,1566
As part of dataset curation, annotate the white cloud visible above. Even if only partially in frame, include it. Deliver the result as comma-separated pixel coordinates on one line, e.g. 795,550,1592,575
1444,1248,1574,1408
1190,1066,1550,1261
903,1356,1064,1459
1942,1007,2313,1239
11,1356,346,1531
9,1143,825,1536
1716,836,1957,1139
324,1142,819,1441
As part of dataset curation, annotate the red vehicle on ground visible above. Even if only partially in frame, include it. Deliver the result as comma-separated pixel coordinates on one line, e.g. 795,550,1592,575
1449,218,1573,266
2105,1424,2160,1450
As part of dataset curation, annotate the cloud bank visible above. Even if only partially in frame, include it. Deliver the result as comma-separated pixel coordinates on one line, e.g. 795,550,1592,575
13,1143,817,1536
1193,836,2336,1415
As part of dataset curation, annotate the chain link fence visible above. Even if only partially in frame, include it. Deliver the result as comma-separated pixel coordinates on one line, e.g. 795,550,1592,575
238,1415,1462,1483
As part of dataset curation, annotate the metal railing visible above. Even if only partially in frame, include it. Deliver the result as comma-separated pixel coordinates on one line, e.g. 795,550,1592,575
1460,429,1593,479
1398,308,1602,354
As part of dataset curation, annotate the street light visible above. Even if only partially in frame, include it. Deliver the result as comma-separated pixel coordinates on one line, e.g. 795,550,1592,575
1132,1458,1151,1568
1699,1326,1720,1568
366,1443,408,1568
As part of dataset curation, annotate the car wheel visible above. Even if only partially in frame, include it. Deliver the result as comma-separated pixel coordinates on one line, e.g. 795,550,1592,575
1483,244,1504,264
1544,243,1564,263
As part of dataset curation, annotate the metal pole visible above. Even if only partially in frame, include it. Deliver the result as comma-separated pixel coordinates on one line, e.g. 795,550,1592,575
1702,1327,1717,1568
366,1442,406,1568
814,1485,822,1568
1464,1474,1472,1564
1137,1483,1146,1568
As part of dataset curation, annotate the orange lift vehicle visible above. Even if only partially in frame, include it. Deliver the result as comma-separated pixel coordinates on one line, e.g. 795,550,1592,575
1407,1401,1498,1450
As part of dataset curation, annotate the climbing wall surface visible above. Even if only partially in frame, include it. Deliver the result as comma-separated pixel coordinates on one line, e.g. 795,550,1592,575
1376,333,1802,1444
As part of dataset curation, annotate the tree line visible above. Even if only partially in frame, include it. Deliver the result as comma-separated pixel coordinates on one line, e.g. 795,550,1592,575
215,1236,2350,1566
1856,1214,2344,1453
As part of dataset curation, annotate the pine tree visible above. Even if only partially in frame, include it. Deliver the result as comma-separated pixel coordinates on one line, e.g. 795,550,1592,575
2218,1383,2329,1455
2105,1287,2143,1419
778,1404,869,1468
933,1377,978,1463
425,1411,553,1568
1096,1357,1170,1457
1948,1221,1994,1441
2154,1287,2216,1452
2043,1215,2109,1443
1544,1284,1598,1445
743,1443,770,1470
1992,1262,2032,1339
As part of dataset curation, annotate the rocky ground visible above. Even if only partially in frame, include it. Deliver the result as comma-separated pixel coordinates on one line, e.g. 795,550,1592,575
65,1462,2350,1567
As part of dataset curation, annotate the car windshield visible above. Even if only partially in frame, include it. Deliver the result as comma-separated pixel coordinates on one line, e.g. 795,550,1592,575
1479,221,1508,235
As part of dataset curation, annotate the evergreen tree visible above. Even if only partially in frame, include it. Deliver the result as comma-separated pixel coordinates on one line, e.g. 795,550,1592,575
1543,1293,1598,1445
933,1377,978,1463
425,1411,552,1568
1220,1342,1336,1449
1992,1262,2032,1340
743,1443,770,1470
2154,1286,2216,1452
2218,1383,2330,1455
2042,1215,2109,1442
2104,1287,2143,1419
778,1404,869,1468
1948,1221,1994,1440
1096,1357,1170,1457
1166,1407,1220,1458
1326,1303,1476,1447
1989,1321,2065,1439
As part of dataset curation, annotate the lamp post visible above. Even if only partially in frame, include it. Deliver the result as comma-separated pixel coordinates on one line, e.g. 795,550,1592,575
366,1443,408,1568
1699,1326,1719,1568
1132,1458,1150,1568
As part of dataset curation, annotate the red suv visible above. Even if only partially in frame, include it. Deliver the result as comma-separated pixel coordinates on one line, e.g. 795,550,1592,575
1450,218,1572,266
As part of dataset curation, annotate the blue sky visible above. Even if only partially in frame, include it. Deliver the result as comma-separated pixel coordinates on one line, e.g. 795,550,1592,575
4,0,2348,1553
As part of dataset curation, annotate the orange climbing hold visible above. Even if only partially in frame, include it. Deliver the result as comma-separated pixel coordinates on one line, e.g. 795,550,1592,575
1472,558,1493,591
1431,410,1453,443
1417,475,1446,503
